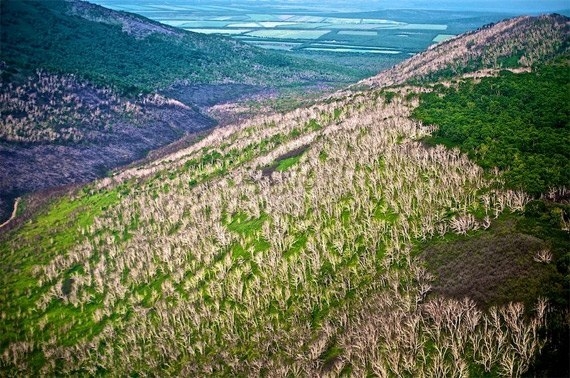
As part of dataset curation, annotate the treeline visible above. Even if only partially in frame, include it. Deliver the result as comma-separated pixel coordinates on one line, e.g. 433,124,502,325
413,60,569,195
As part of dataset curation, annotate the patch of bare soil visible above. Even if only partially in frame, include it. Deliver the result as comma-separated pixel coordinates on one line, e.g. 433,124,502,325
421,228,558,308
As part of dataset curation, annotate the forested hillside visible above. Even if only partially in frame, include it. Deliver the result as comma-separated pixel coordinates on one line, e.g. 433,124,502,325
413,58,570,376
1,0,355,93
414,60,570,195
0,0,356,222
0,0,570,377
1,5,569,377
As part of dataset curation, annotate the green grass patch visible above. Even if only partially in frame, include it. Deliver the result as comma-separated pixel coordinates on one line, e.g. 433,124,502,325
283,232,308,259
1,186,120,271
227,212,267,236
275,155,302,171
261,145,309,176
319,340,344,368
0,185,122,350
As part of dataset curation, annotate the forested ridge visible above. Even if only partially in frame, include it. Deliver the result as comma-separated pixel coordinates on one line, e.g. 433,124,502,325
364,13,569,87
1,0,355,93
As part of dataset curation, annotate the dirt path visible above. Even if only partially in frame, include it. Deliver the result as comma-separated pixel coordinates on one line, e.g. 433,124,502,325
0,197,20,229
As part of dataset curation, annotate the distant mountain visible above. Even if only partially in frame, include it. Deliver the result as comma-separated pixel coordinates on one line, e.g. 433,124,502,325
0,0,356,221
363,14,569,86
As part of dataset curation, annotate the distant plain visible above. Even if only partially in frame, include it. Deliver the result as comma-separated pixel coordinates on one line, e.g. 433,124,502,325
90,0,533,74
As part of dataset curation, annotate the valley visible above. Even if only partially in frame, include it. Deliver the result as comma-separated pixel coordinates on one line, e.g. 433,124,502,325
0,0,358,222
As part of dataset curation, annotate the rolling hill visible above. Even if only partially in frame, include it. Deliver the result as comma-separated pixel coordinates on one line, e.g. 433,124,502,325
0,8,569,378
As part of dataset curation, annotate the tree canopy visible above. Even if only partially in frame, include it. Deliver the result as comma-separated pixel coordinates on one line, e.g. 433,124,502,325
413,61,570,195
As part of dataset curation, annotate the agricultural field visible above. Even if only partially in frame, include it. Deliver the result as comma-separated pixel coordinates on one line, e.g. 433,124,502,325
338,31,379,36
304,48,401,54
433,34,457,42
90,0,514,74
245,30,332,40
186,29,252,35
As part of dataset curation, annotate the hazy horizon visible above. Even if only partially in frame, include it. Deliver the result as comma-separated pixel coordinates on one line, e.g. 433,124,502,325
88,0,569,59
91,0,569,15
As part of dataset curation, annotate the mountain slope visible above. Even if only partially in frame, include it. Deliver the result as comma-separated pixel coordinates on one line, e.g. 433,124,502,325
363,14,569,87
1,0,355,93
0,67,215,222
1,13,568,376
0,0,358,222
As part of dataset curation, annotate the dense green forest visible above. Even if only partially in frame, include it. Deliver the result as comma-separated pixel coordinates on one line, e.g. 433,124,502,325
0,0,356,94
413,60,570,195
